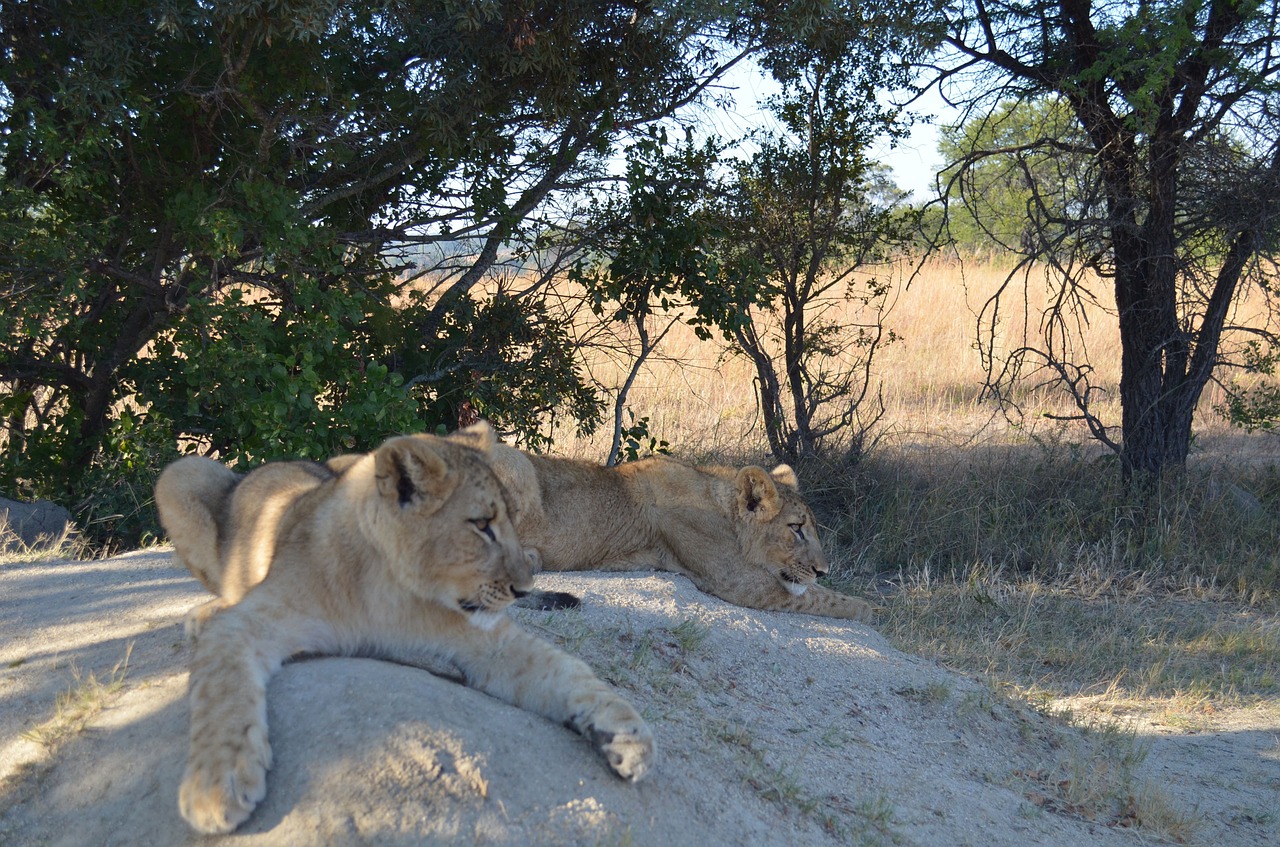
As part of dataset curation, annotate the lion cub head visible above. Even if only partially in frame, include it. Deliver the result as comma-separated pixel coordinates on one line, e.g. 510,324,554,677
360,423,532,628
733,464,829,596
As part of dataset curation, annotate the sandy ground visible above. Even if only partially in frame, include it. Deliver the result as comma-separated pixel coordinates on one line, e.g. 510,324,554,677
1,549,1276,846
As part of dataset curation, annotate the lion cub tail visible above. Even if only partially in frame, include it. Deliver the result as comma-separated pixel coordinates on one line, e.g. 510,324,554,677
155,456,240,595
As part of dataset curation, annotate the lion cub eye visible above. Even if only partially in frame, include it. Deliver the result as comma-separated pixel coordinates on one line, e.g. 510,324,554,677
471,517,496,541
788,522,806,540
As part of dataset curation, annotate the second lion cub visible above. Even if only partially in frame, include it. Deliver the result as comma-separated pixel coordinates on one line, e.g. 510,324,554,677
488,444,875,622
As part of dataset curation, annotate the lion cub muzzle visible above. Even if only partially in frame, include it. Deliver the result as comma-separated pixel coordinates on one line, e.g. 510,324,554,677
780,573,811,596
459,581,528,631
457,549,535,628
779,558,827,595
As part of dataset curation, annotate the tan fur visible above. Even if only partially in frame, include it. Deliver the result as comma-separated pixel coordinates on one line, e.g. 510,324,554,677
488,444,875,622
154,424,653,835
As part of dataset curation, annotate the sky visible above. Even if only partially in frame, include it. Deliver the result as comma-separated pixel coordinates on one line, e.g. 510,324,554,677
713,59,950,203
874,111,946,202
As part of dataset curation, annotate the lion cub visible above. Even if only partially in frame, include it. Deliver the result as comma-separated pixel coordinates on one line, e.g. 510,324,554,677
155,424,654,835
487,444,876,622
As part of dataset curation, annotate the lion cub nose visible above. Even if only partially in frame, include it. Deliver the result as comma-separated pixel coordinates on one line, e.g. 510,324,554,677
508,564,536,597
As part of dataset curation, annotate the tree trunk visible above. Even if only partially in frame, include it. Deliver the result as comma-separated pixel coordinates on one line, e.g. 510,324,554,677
783,272,815,460
736,322,792,463
1091,104,1198,480
1114,276,1185,479
1112,138,1252,481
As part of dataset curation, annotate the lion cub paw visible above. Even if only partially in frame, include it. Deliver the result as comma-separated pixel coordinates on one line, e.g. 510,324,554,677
183,598,229,641
849,597,878,623
585,711,655,782
178,735,272,834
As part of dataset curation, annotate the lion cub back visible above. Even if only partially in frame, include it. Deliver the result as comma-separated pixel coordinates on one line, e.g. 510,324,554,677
155,457,334,604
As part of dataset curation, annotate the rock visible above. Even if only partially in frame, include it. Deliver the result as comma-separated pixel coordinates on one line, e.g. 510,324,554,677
0,496,74,553
0,558,1158,847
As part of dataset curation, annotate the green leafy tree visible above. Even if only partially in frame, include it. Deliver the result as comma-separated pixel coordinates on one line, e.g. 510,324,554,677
936,0,1280,480
1216,339,1280,432
576,129,764,345
0,0,810,540
571,128,766,465
939,97,1094,256
133,279,427,466
572,0,934,465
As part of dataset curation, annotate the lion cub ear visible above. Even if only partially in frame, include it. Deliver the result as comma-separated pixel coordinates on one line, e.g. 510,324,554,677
374,436,457,511
736,466,783,522
448,420,497,454
770,464,799,491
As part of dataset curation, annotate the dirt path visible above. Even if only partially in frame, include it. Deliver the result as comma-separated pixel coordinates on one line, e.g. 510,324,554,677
1,550,1275,846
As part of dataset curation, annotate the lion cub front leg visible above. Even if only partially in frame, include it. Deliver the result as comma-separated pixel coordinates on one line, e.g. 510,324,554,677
456,621,655,782
179,604,321,834
706,575,877,623
770,583,877,622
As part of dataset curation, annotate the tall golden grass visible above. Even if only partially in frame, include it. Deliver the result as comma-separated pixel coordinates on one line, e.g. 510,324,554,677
550,257,1276,464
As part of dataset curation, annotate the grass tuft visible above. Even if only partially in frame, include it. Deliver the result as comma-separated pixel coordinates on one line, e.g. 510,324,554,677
670,617,711,656
0,523,92,566
1016,717,1203,842
1125,781,1205,843
20,643,133,750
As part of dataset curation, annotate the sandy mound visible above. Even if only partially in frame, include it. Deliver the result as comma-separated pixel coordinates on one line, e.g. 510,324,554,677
1,550,1275,845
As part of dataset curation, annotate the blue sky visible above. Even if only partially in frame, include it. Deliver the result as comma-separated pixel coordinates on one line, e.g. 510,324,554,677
715,60,949,203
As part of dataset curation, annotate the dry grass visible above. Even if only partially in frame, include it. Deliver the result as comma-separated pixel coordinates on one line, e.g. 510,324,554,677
550,256,1276,460
551,255,1280,581
0,523,90,566
874,568,1279,710
875,257,1125,441
20,644,133,750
